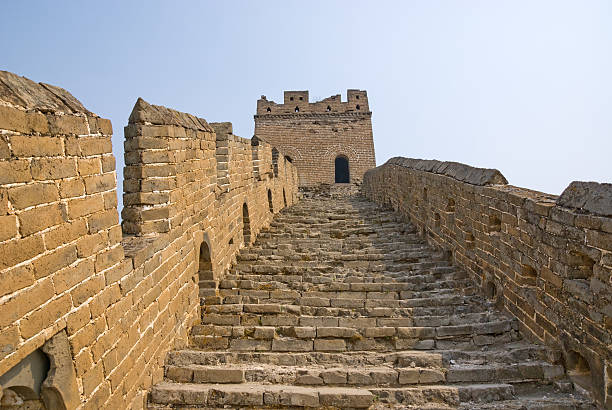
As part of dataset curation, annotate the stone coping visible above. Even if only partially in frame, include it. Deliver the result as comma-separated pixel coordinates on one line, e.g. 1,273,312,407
377,157,508,186
0,71,94,116
128,97,213,132
557,181,612,217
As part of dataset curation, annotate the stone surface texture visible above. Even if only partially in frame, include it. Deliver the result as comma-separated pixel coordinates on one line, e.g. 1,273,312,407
148,193,596,409
0,71,298,408
254,90,376,187
363,158,612,408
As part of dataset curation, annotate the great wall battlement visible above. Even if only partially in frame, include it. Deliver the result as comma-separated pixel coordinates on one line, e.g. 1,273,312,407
363,158,612,406
0,71,298,408
0,70,610,409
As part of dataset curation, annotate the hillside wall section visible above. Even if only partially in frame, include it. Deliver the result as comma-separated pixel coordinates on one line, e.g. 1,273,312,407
0,72,298,408
363,157,612,406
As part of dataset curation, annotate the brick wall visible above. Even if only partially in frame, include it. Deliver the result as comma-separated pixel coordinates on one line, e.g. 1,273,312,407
0,71,298,408
254,90,376,187
363,157,612,407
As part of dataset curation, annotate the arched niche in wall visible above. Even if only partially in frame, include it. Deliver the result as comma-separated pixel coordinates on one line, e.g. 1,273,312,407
242,203,251,245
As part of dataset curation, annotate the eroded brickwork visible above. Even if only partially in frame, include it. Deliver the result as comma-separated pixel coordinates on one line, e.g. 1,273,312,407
254,90,376,187
0,71,297,408
363,157,612,407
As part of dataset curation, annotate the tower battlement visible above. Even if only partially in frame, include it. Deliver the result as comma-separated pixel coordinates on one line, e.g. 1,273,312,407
256,89,370,116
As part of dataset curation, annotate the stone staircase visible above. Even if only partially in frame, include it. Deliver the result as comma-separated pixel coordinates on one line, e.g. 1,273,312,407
148,195,595,409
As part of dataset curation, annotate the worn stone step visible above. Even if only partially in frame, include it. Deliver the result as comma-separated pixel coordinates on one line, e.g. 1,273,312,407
150,382,374,407
167,349,444,368
447,362,564,383
199,304,509,325
165,363,447,387
192,320,517,341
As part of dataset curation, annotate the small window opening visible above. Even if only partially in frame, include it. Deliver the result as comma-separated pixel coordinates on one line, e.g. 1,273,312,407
268,189,273,213
326,105,331,112
229,238,233,245
465,232,475,249
294,106,299,113
567,251,595,279
434,213,441,228
520,264,538,287
198,241,213,284
299,96,303,100
566,351,592,391
356,104,360,110
283,189,287,207
423,187,428,201
266,107,271,112
356,95,360,100
489,215,502,234
243,203,251,245
484,280,497,300
446,198,456,213
290,97,294,101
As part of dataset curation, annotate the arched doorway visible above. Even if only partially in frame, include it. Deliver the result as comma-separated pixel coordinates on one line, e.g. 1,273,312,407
267,189,273,213
242,203,251,245
335,155,349,183
198,241,213,282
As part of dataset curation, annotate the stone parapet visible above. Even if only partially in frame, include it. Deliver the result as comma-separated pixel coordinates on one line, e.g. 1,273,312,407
363,157,612,407
0,71,298,408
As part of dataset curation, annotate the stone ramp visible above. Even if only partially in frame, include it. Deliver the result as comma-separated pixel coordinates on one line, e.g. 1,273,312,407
148,195,595,409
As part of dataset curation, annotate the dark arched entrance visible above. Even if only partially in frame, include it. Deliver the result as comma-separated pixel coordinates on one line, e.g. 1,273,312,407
335,156,349,183
242,203,251,245
198,241,212,282
267,189,273,213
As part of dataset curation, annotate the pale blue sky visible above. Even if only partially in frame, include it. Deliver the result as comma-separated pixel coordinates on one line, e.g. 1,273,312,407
2,1,610,207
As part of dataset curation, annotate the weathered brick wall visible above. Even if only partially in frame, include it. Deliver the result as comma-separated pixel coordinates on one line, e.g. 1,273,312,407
254,90,376,187
363,157,612,406
0,71,298,408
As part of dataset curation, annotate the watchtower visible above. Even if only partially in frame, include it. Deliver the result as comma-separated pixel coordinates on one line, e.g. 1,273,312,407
254,90,376,187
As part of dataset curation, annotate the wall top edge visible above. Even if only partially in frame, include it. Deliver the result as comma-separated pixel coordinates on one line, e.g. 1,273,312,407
0,70,96,117
128,97,214,133
376,157,508,187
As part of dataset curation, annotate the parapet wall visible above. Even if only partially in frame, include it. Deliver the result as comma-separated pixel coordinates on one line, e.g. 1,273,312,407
0,71,298,408
363,157,612,406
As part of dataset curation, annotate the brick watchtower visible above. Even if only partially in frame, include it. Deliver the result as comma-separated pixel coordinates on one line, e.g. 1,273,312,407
254,90,376,187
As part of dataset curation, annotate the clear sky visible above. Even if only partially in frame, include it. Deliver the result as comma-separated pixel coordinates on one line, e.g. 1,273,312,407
2,1,610,208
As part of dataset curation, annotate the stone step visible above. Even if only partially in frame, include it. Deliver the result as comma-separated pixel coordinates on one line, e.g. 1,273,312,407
223,272,470,289
164,363,446,387
167,349,444,368
194,319,516,339
149,382,374,408
203,303,506,322
219,280,474,297
190,322,519,353
149,381,522,408
163,361,563,388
